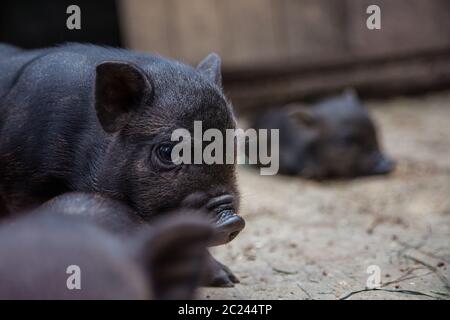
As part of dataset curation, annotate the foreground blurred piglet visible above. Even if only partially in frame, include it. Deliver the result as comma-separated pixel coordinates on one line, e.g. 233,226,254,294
0,195,212,299
40,192,238,287
252,91,395,179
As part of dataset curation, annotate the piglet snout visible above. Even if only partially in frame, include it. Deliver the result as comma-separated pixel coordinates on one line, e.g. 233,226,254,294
213,212,245,245
372,155,395,175
206,195,245,246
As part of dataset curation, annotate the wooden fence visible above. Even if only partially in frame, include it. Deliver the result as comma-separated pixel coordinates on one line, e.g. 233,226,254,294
119,0,450,111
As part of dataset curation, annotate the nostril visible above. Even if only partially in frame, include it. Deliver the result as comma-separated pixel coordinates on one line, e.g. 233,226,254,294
221,215,245,234
210,215,245,246
229,231,239,242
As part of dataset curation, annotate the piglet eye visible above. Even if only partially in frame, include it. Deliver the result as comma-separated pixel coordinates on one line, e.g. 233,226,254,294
156,144,174,164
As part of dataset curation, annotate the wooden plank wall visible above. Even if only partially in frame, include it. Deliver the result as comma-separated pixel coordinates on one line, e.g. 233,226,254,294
119,0,346,66
119,0,450,66
119,0,450,109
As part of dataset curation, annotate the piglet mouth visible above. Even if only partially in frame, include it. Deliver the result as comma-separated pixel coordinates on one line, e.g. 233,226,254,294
206,195,245,246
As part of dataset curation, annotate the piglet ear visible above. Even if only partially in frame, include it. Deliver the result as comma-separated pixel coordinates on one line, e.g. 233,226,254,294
137,212,212,300
197,53,222,87
343,88,361,103
288,106,318,128
95,61,152,133
344,88,358,98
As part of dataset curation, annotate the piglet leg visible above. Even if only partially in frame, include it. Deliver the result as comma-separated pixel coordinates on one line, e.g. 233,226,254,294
202,251,239,287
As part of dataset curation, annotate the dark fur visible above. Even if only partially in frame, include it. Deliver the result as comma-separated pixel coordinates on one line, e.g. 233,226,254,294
39,192,240,287
0,43,238,216
0,198,212,299
0,43,244,286
252,91,395,179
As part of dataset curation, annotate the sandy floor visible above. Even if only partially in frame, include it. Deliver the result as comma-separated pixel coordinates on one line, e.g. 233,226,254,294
200,92,450,300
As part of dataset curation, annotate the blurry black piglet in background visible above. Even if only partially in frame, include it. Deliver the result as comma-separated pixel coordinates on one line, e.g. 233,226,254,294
251,90,395,179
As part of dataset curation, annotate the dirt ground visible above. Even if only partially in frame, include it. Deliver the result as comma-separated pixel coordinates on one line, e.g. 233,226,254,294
200,91,450,300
